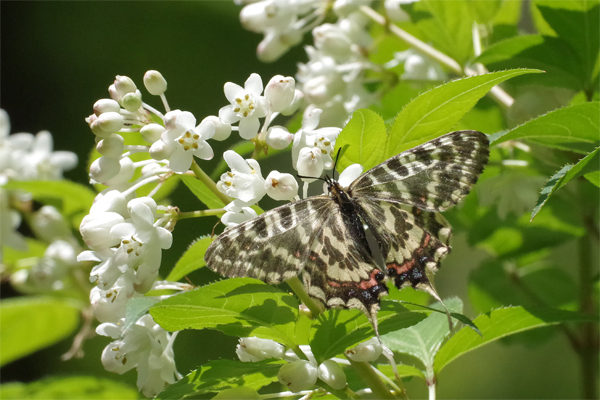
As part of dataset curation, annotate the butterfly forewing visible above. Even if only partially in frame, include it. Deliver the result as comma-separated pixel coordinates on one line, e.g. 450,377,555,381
350,130,489,211
205,196,333,284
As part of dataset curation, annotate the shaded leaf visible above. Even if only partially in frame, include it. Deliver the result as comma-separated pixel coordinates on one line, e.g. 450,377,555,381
166,236,214,281
3,238,47,272
309,301,426,363
124,297,162,332
433,306,598,373
386,69,541,157
531,148,599,220
493,102,600,154
156,359,284,399
181,175,226,210
0,297,80,366
150,278,298,347
336,109,388,172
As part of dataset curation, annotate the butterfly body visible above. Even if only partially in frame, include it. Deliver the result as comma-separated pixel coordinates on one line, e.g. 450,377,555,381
205,130,489,322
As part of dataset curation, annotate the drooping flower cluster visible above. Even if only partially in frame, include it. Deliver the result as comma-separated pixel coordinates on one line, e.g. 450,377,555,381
235,336,383,393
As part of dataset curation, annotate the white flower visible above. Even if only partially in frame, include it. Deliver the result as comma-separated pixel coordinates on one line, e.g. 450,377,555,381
217,151,266,206
236,337,285,362
318,359,347,390
202,116,232,141
395,49,446,81
338,163,363,187
345,337,382,362
30,205,72,242
89,272,136,323
0,189,27,251
264,75,296,112
80,212,125,251
265,171,299,201
384,0,418,22
278,360,318,393
150,110,215,174
110,198,173,293
100,314,180,398
221,202,258,228
219,74,269,139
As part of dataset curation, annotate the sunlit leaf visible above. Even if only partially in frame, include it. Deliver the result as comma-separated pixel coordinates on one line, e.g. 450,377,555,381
434,306,598,373
156,359,284,399
0,297,80,366
150,278,298,347
0,376,138,400
336,109,388,172
181,175,226,210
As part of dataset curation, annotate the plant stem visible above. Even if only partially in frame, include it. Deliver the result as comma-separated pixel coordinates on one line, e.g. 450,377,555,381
190,160,232,205
347,358,397,399
286,276,324,318
177,209,225,220
359,6,514,108
578,230,599,399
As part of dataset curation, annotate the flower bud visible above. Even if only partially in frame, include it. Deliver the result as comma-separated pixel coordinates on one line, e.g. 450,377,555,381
96,134,124,158
149,139,173,160
318,360,347,390
80,212,124,250
31,206,71,242
257,32,292,63
140,123,164,144
265,75,295,112
90,190,128,216
281,90,304,116
265,171,298,201
103,157,135,186
313,24,353,62
202,116,231,141
121,90,142,112
114,75,136,97
93,99,121,116
345,338,382,362
89,156,121,183
266,126,293,150
96,112,124,133
143,70,167,95
278,360,318,393
45,240,78,266
236,337,285,362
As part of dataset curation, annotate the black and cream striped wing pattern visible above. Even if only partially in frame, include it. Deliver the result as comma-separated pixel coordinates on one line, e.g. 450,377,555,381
351,130,489,293
205,130,489,318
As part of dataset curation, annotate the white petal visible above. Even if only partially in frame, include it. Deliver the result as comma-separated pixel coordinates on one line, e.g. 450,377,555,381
303,108,323,131
168,147,194,174
238,117,260,140
224,82,245,103
33,130,53,153
156,227,173,249
244,73,263,96
218,105,241,124
175,111,196,130
110,222,136,239
192,142,214,160
224,150,251,174
338,164,364,187
50,151,78,171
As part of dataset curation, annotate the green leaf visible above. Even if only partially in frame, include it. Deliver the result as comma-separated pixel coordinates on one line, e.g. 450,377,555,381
124,296,162,331
396,300,482,336
150,278,298,347
375,364,426,381
385,69,541,157
336,109,388,172
469,0,503,24
166,236,214,281
382,298,463,377
433,306,598,374
406,0,474,65
531,148,600,220
0,376,139,400
4,180,95,228
475,35,584,91
3,238,47,272
181,175,226,209
309,301,426,363
0,297,80,366
156,359,284,399
535,2,600,87
493,102,600,154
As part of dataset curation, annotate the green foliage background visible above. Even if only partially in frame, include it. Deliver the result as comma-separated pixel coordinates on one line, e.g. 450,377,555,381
1,1,598,399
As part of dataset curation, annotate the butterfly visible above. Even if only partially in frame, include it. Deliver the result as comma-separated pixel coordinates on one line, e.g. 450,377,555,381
205,130,489,330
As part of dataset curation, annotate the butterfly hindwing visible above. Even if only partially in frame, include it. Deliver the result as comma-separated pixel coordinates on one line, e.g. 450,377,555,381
350,130,489,211
301,204,388,318
205,197,333,284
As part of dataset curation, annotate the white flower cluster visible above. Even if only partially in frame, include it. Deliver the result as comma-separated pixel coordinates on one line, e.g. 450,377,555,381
235,336,383,392
0,109,81,295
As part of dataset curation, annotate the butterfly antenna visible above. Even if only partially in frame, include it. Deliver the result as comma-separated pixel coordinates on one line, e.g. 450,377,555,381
420,282,453,331
332,147,343,181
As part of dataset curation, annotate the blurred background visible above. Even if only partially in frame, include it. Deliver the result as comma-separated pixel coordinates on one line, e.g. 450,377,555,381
0,1,583,398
